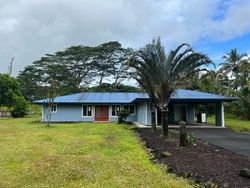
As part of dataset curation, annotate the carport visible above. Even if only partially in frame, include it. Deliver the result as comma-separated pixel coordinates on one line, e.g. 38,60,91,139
156,90,238,127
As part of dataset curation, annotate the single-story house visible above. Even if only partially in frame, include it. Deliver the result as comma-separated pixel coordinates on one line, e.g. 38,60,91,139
34,89,238,127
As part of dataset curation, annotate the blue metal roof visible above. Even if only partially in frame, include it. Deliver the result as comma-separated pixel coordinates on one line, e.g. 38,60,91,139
171,89,238,102
34,89,238,104
35,92,149,104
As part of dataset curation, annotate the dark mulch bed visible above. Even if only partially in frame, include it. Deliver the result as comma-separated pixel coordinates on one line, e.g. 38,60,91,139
134,128,250,188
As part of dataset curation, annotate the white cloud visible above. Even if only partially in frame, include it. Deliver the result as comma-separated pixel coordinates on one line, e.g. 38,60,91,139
0,0,250,75
206,0,250,40
0,18,20,32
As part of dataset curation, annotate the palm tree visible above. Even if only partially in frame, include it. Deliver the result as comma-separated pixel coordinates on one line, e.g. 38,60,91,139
129,38,212,136
220,49,247,77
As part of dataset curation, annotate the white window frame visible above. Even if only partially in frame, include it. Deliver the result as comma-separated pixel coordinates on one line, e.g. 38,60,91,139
122,104,135,115
51,104,57,113
82,104,93,117
111,105,121,117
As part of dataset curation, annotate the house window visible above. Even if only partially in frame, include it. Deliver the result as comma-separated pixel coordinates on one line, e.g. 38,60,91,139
83,105,92,116
112,105,120,116
129,105,135,114
123,105,135,115
51,104,57,113
123,105,129,110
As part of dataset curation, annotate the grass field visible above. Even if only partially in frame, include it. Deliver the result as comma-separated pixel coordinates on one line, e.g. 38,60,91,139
0,116,192,188
207,115,250,132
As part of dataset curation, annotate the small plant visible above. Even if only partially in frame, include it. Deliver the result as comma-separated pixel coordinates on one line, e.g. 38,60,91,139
162,151,172,157
117,109,130,124
186,133,196,146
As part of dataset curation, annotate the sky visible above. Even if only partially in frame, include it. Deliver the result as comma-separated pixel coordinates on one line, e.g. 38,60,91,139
0,0,250,76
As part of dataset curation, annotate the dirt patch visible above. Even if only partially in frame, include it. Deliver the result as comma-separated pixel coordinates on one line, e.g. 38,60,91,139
134,128,250,188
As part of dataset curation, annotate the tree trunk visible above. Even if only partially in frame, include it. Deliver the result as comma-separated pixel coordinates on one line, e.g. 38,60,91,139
99,72,104,86
161,109,168,136
179,121,187,147
151,110,156,131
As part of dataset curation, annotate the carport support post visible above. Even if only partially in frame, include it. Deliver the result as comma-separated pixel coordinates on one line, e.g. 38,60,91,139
215,102,225,127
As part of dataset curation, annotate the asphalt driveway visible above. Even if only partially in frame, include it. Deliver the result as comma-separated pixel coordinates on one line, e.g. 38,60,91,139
187,128,250,157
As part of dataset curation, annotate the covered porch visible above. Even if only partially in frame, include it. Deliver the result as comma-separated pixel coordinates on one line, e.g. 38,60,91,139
156,101,229,127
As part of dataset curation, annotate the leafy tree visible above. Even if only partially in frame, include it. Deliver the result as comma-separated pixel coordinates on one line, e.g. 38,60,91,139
54,46,95,92
93,42,131,85
85,83,142,92
0,74,28,118
185,48,250,120
237,87,250,119
186,70,231,96
18,42,132,99
231,60,250,119
17,65,45,100
0,74,21,107
129,38,212,136
10,95,28,118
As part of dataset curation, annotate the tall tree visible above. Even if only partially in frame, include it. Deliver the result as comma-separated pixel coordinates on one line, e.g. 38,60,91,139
18,46,95,99
54,46,95,92
220,49,248,90
130,38,212,136
93,41,131,85
17,65,44,100
18,42,132,99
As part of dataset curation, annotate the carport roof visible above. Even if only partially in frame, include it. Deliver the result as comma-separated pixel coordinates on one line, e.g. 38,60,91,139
34,89,238,104
170,89,239,102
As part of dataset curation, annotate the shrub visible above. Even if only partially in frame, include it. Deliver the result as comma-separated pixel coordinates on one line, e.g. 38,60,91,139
117,109,130,124
11,95,28,118
179,121,196,147
186,133,196,146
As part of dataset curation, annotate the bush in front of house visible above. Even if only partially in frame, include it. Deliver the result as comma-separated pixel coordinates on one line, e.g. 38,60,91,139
179,121,197,147
11,95,28,118
117,109,130,124
186,132,196,146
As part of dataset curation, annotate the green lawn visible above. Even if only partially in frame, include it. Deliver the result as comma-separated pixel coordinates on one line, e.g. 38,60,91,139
0,116,192,188
207,115,250,132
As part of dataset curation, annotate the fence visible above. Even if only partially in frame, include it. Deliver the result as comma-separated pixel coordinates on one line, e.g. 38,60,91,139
0,111,11,118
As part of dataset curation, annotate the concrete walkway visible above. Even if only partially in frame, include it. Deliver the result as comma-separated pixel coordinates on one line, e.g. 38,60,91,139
187,128,250,157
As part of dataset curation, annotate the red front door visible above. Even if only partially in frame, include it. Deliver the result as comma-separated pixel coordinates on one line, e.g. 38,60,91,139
95,105,109,121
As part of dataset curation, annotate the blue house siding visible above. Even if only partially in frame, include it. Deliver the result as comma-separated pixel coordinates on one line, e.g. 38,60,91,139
42,104,93,122
42,103,138,123
136,100,151,126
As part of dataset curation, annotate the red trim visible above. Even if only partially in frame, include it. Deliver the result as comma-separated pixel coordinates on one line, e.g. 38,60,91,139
95,105,109,121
